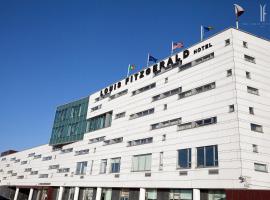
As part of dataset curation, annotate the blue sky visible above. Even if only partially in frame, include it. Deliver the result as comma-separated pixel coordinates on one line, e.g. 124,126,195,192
0,0,269,152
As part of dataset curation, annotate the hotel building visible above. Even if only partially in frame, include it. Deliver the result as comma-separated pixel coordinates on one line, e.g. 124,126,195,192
1,28,270,200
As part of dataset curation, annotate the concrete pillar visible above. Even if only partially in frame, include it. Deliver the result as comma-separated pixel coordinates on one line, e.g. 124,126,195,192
28,188,34,200
193,189,200,200
14,188,19,200
57,186,64,200
74,187,80,200
139,188,146,200
95,187,102,200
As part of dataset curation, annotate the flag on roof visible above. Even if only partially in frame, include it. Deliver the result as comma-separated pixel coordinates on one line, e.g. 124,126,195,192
234,4,245,17
129,64,135,70
148,55,158,63
172,41,184,50
203,26,214,32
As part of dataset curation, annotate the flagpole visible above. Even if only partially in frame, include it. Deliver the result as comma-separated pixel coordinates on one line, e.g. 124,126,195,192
200,25,203,41
147,53,149,67
127,64,130,77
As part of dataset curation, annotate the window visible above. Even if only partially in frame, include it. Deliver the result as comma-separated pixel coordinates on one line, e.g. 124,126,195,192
169,190,192,200
177,148,191,168
254,163,267,172
159,152,163,171
250,123,263,133
24,168,32,172
34,154,41,159
87,111,112,132
164,77,168,83
229,105,235,112
58,168,70,173
1,158,6,161
178,117,217,131
146,189,157,200
244,55,256,63
39,174,48,178
179,82,215,99
61,148,73,154
151,117,181,130
162,134,166,141
252,144,258,153
30,171,38,175
91,104,102,112
89,136,105,144
249,107,254,115
103,137,123,146
163,104,167,110
21,161,27,165
100,159,107,174
42,156,52,161
14,159,20,163
225,39,230,46
132,83,156,96
227,69,232,77
95,93,110,102
247,86,259,95
115,112,126,119
152,87,182,102
17,175,24,179
132,154,152,172
76,161,87,175
197,145,218,167
127,137,153,147
179,53,214,72
75,149,89,156
110,157,121,173
243,41,248,48
130,108,154,120
49,165,59,170
109,89,128,100
246,71,251,79
71,105,81,118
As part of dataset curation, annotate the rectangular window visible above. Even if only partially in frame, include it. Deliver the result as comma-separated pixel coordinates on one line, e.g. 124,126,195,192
91,104,102,112
163,104,167,110
58,168,70,173
244,55,256,63
227,69,232,77
225,39,230,46
151,117,181,130
103,137,123,146
21,161,27,165
178,117,216,131
249,107,254,115
24,168,32,172
229,105,235,112
115,112,126,119
109,89,128,100
75,149,89,156
159,152,163,171
95,93,110,102
132,154,152,172
251,123,263,133
49,165,59,170
30,171,38,175
132,83,156,96
89,136,105,144
164,77,168,83
39,174,48,178
87,111,112,132
76,161,87,175
152,87,182,102
71,105,81,118
246,71,251,79
179,82,215,99
127,137,153,147
254,163,267,172
68,122,79,136
42,156,52,161
100,159,107,174
197,145,218,168
110,157,121,173
146,189,157,200
247,86,259,95
243,41,248,48
61,148,73,154
34,154,42,159
252,144,258,153
130,108,154,120
177,148,191,168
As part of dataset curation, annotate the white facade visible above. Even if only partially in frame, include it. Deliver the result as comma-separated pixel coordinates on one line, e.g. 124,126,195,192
1,28,270,200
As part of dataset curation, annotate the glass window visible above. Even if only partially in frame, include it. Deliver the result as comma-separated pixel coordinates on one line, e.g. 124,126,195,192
243,41,248,48
146,189,157,200
249,107,254,115
110,157,121,173
252,144,258,153
100,159,107,174
247,86,259,95
76,161,87,175
229,105,234,112
197,145,218,167
225,39,230,46
178,148,191,168
132,154,152,172
244,55,255,63
169,189,192,200
227,69,232,77
250,123,263,133
78,188,95,200
254,163,267,172
246,71,251,79
87,111,112,132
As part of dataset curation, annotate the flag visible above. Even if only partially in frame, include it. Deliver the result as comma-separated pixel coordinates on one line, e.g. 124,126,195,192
148,55,158,63
129,64,135,70
172,41,184,50
234,4,245,17
203,26,214,32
